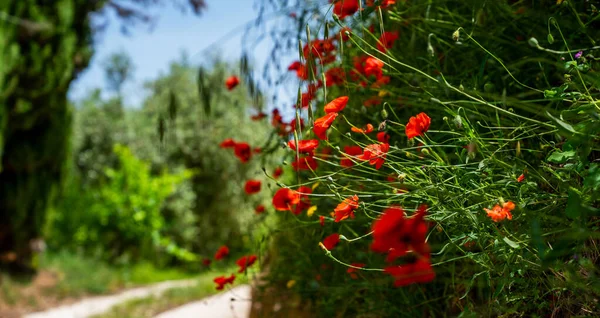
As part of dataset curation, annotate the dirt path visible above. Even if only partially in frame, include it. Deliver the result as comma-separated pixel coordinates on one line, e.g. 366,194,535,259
24,279,198,318
154,284,251,318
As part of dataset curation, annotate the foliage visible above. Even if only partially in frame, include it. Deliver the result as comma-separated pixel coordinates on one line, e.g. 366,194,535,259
213,0,600,317
48,144,193,264
0,0,204,273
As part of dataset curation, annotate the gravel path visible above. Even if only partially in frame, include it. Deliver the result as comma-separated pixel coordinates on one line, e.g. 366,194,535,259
25,279,198,318
154,284,251,318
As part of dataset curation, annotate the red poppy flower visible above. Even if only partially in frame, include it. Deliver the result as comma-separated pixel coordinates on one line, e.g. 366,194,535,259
384,259,435,287
251,112,267,121
292,186,312,215
271,109,283,127
322,233,340,250
340,145,364,168
377,132,390,143
255,205,266,214
319,215,325,227
236,255,258,273
359,143,389,170
272,188,301,211
220,138,236,148
377,31,399,53
213,274,236,290
292,155,318,171
225,76,240,90
351,123,374,134
288,139,320,154
202,258,211,266
303,39,336,60
214,245,230,260
234,142,252,163
332,0,359,19
339,27,352,41
244,180,261,194
288,61,303,71
517,174,525,182
273,167,283,179
363,96,381,107
405,112,431,139
347,263,366,279
298,91,315,108
372,75,390,88
484,201,515,222
362,57,385,78
253,147,262,154
324,96,349,113
371,205,430,262
325,67,346,87
290,118,305,132
334,195,359,222
313,112,338,140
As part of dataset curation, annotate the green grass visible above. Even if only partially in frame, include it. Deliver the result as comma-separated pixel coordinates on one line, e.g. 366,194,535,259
93,267,248,318
0,250,202,313
40,251,198,297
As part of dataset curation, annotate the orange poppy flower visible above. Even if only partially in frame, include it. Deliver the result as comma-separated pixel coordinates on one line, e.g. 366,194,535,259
225,76,240,90
319,215,325,227
517,174,525,182
484,201,515,222
324,96,349,113
272,188,301,211
334,195,359,222
405,112,431,139
313,112,338,140
244,180,261,195
351,123,374,134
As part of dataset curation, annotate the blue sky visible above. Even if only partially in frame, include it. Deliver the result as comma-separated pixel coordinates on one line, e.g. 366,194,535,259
69,0,286,107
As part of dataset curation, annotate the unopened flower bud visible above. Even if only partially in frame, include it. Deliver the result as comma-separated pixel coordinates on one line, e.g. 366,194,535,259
528,37,539,48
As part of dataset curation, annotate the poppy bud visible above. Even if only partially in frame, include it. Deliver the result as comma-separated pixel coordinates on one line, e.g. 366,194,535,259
421,148,430,156
452,29,460,42
528,37,539,48
547,33,554,44
427,42,434,57
459,84,465,91
381,109,388,119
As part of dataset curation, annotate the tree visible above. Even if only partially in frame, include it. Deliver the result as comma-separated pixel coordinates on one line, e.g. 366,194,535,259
0,0,205,273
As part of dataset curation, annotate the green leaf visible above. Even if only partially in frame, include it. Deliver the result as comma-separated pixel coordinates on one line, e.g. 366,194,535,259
503,237,520,249
565,188,582,219
546,111,578,137
547,150,576,163
584,164,600,191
